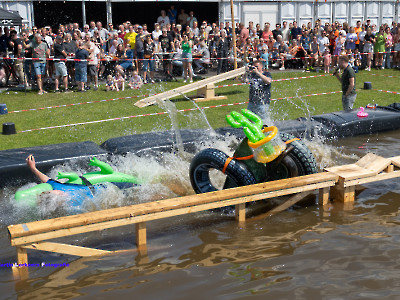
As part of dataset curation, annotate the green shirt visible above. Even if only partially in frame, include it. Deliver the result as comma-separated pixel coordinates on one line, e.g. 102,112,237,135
342,64,356,95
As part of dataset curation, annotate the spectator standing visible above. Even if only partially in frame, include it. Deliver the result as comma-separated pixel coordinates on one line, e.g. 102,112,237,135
393,26,400,69
272,24,282,40
167,5,177,24
291,21,302,40
53,35,71,92
261,23,273,41
28,34,50,95
0,27,10,57
216,29,230,74
96,22,109,41
181,33,193,82
135,26,145,73
239,23,249,46
157,10,170,28
143,35,156,83
159,29,174,77
384,26,393,69
81,24,92,40
363,26,375,71
124,25,137,52
87,37,100,90
74,40,89,92
334,55,356,111
10,30,27,86
186,11,197,28
243,60,272,123
177,9,189,26
281,21,290,43
345,27,357,54
374,26,386,69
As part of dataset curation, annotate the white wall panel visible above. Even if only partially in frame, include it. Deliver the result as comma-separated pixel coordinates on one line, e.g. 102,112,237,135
299,2,313,26
317,2,331,25
350,2,363,27
381,2,394,25
281,2,296,23
334,2,348,23
242,2,278,26
366,2,380,26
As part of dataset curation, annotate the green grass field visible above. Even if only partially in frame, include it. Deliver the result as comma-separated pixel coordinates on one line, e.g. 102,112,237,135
0,69,399,151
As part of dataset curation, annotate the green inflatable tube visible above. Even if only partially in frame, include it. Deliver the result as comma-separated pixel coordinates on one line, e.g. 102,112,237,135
14,157,141,206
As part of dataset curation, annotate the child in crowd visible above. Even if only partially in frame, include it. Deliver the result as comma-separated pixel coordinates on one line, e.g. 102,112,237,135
323,48,331,73
105,75,115,91
270,46,279,68
259,46,269,70
114,73,125,91
128,70,143,89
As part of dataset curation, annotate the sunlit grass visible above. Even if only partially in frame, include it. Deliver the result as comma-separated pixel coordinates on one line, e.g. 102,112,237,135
0,69,399,150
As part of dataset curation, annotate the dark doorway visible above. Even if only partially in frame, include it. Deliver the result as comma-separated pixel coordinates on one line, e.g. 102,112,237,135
33,1,107,30
33,1,218,31
111,2,218,31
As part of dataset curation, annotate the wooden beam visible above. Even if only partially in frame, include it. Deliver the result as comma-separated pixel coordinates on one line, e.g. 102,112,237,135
10,179,337,247
134,67,245,107
17,247,28,265
343,169,400,187
22,242,111,257
318,187,330,206
135,222,147,248
8,172,338,241
235,203,246,222
266,191,313,217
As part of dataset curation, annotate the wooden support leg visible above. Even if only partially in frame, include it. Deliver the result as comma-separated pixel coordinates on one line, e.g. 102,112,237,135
17,247,28,266
385,165,394,173
135,222,147,255
318,187,330,206
235,203,246,223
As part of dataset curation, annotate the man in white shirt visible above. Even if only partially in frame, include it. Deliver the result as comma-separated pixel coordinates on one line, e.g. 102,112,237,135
281,21,290,43
157,10,170,28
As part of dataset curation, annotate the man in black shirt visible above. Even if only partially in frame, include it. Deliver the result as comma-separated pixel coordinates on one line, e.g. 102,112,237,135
272,24,282,40
10,30,26,86
53,36,71,92
334,55,356,111
159,29,174,78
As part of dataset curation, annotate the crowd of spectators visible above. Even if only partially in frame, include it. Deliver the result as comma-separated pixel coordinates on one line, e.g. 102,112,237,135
0,8,399,93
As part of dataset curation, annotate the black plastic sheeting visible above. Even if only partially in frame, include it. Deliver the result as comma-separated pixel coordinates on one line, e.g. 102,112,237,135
1,104,399,188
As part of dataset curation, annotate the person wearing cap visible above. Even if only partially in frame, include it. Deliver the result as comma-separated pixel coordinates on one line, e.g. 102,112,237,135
53,35,72,92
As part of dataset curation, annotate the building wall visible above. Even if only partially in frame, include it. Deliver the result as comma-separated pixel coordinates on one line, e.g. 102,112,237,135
1,1,34,27
220,1,400,27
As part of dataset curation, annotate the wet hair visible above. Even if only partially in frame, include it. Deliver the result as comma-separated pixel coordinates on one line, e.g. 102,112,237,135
338,55,349,63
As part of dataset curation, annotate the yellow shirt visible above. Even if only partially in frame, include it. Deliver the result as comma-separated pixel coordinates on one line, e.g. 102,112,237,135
124,31,137,49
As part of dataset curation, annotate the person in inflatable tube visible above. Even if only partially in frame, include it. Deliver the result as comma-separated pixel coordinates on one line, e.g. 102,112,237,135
333,55,357,111
242,60,272,123
25,155,107,206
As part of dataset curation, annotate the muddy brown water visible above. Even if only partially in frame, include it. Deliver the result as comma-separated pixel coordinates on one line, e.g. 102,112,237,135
1,130,400,300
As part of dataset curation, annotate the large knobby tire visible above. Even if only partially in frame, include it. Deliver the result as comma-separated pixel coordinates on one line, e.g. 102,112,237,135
268,133,318,180
190,148,257,194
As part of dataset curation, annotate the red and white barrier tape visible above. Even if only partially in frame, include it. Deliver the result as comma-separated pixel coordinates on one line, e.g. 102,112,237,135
9,74,331,114
18,90,342,133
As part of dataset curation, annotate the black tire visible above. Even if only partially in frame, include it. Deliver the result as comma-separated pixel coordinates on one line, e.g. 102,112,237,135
267,133,318,180
190,148,257,194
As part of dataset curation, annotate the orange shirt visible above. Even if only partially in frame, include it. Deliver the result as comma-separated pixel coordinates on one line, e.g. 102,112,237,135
354,26,362,44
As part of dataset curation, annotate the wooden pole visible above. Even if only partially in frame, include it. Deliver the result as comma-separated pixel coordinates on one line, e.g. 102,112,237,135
230,0,238,69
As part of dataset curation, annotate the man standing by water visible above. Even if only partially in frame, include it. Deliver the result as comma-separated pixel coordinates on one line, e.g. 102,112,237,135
334,55,356,111
243,60,272,123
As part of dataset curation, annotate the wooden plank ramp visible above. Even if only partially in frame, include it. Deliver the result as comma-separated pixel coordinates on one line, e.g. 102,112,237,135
8,153,400,273
134,67,245,107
